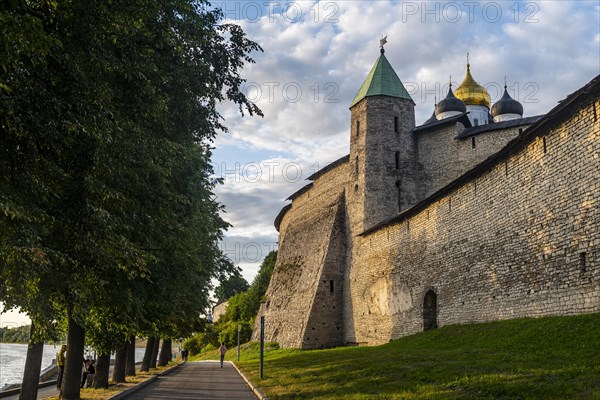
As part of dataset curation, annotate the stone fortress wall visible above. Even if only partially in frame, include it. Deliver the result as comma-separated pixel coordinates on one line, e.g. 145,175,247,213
256,71,600,349
347,96,599,344
416,122,527,199
259,161,349,348
212,301,229,323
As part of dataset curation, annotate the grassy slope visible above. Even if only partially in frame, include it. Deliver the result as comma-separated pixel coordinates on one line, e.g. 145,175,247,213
195,313,600,399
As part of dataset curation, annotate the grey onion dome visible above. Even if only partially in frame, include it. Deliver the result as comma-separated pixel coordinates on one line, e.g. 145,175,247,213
492,86,523,118
435,86,467,116
424,109,438,125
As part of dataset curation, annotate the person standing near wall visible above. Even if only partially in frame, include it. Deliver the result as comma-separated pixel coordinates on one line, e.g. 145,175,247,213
218,344,226,368
56,345,67,389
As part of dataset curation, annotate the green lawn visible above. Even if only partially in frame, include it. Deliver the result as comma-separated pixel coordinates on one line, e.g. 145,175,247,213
194,313,600,399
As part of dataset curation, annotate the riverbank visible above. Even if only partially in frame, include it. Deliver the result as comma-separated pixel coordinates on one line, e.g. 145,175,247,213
0,344,146,389
0,361,179,400
0,344,58,388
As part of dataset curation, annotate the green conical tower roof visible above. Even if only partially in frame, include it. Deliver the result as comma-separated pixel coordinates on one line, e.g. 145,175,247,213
350,49,413,108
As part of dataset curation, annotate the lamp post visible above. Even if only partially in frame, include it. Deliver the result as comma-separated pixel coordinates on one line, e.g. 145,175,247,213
259,301,265,379
237,324,241,362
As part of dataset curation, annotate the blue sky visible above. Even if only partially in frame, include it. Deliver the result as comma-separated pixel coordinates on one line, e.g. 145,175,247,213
211,0,600,284
3,1,599,326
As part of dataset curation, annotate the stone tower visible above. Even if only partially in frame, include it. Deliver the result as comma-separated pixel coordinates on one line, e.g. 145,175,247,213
348,47,417,232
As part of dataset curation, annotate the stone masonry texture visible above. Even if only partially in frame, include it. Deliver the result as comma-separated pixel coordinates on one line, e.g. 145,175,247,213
257,77,600,349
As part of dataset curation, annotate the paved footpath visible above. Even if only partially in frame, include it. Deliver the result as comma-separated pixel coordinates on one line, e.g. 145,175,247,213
3,363,138,400
1,384,58,400
121,361,258,400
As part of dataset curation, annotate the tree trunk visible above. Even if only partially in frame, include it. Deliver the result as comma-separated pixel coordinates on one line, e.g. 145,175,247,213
91,353,110,388
139,337,155,372
149,337,160,369
19,323,44,400
111,342,127,383
158,339,171,366
125,335,136,376
60,315,84,400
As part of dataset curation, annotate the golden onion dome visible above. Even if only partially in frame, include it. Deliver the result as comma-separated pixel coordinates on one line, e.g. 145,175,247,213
455,63,491,108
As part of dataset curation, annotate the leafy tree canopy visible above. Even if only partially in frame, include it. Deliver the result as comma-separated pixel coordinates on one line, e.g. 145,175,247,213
214,270,250,304
0,0,262,353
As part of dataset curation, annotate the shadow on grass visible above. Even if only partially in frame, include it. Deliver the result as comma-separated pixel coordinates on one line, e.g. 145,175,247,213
234,314,600,399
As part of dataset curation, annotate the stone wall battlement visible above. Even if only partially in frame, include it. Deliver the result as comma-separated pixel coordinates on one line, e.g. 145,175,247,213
349,97,599,344
259,74,600,349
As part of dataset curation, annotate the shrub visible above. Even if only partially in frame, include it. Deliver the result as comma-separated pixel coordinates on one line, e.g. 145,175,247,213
183,325,220,355
217,320,253,348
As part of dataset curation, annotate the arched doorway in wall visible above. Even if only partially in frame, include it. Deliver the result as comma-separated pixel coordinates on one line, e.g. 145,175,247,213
423,290,438,331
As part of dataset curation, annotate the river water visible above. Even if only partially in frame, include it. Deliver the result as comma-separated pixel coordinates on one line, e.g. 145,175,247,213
0,343,58,388
0,343,146,388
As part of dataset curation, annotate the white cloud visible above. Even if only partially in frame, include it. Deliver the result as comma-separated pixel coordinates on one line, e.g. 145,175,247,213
215,0,600,280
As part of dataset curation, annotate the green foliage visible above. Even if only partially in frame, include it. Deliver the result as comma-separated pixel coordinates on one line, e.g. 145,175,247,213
219,251,277,324
0,324,30,343
0,323,66,344
205,343,216,352
217,320,253,348
0,0,262,368
242,250,277,317
219,292,247,323
183,325,219,356
188,251,276,355
214,270,250,304
232,313,600,399
181,335,203,356
195,340,279,361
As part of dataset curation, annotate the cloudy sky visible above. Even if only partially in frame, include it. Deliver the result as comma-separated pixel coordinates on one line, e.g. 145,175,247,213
2,0,599,326
212,0,600,283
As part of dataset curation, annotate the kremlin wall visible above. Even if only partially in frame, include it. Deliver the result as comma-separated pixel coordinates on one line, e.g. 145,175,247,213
252,47,600,348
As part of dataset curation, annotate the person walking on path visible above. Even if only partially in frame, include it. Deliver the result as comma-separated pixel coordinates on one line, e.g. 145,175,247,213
218,344,227,368
56,345,67,389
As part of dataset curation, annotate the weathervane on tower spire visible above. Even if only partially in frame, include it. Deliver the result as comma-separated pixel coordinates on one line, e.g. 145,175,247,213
380,35,387,54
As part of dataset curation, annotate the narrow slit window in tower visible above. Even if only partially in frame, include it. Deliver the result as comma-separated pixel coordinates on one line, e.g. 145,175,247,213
356,120,360,137
394,116,399,133
329,280,334,294
395,151,400,169
543,137,547,153
355,156,359,176
471,137,476,149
